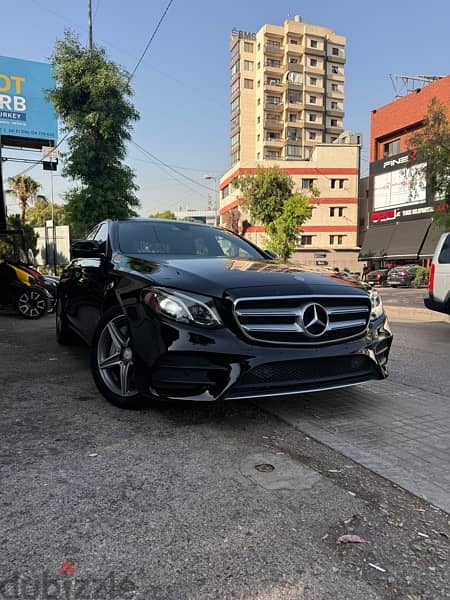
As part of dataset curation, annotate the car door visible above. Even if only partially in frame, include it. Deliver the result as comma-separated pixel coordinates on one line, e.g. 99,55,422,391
68,222,112,343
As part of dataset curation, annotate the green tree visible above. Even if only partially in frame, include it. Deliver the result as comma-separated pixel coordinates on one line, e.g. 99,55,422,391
26,197,67,228
0,215,38,261
267,193,313,261
149,210,176,219
409,98,450,230
234,166,294,225
48,31,140,237
6,175,44,222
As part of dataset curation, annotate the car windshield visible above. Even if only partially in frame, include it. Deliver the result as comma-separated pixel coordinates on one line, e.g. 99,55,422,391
118,221,265,260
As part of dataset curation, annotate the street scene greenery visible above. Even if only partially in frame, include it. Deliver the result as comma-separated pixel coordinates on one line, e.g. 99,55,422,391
6,175,44,223
409,98,450,230
234,167,313,260
48,32,140,237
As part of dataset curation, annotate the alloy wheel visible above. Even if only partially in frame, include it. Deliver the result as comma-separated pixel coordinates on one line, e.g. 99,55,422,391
96,315,138,398
17,290,47,318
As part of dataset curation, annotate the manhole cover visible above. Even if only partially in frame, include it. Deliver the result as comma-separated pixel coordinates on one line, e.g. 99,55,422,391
255,463,275,473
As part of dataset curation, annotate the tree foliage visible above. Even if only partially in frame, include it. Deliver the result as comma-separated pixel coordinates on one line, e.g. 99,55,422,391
267,193,313,261
6,175,44,222
48,32,140,237
148,210,176,220
0,215,38,261
409,98,450,230
234,167,294,225
26,197,67,228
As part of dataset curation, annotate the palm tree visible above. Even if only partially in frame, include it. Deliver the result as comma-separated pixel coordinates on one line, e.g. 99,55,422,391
6,175,44,222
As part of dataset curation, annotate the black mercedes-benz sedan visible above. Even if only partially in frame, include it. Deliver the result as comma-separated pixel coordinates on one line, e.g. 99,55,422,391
57,219,393,408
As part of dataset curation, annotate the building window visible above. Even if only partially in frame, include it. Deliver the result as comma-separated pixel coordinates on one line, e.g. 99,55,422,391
331,100,338,109
287,71,302,85
330,207,344,217
244,78,254,89
286,127,300,141
288,113,297,122
257,134,260,141
329,235,345,245
231,62,240,77
332,47,339,56
310,58,318,67
310,77,317,85
222,185,230,199
257,98,261,105
244,42,254,52
244,60,254,71
231,43,239,60
267,77,281,85
330,118,338,127
288,90,301,104
266,95,281,105
287,145,302,158
309,113,317,122
257,79,261,88
266,132,281,140
331,83,338,92
265,150,281,159
289,38,298,45
310,39,318,48
330,136,338,142
231,149,240,165
309,95,317,104
267,58,281,67
383,139,400,157
302,178,316,189
257,152,260,159
231,115,239,130
309,131,316,140
331,179,345,189
231,133,240,148
257,115,260,124
231,97,240,113
231,79,239,95
266,40,281,50
257,61,261,69
289,57,298,64
331,65,339,74
301,235,313,245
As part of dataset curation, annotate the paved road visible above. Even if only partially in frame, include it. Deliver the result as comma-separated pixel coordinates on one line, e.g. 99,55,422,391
378,287,427,309
1,311,449,599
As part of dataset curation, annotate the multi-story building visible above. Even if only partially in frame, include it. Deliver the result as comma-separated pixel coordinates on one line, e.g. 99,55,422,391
221,17,362,272
220,143,361,272
359,75,450,268
229,16,346,165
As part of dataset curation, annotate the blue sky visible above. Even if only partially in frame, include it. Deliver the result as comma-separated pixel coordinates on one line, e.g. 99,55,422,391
2,0,450,217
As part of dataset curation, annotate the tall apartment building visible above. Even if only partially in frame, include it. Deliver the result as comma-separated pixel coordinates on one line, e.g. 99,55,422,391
229,16,346,165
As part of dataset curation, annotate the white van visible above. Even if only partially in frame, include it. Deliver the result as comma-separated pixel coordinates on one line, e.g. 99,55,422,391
424,232,450,315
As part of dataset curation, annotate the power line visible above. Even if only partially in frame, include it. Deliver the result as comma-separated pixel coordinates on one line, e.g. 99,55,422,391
131,141,217,194
129,0,175,81
9,133,69,178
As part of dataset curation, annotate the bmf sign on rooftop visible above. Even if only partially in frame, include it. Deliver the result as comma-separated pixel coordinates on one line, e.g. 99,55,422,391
0,55,57,145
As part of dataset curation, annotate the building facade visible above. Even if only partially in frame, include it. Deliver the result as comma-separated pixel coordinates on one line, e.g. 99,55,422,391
220,144,361,272
359,75,450,267
229,17,346,165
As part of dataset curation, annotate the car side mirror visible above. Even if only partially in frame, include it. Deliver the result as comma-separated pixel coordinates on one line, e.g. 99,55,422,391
71,239,103,259
264,249,279,260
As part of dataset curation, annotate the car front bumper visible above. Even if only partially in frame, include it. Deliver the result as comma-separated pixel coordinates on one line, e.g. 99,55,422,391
129,310,393,402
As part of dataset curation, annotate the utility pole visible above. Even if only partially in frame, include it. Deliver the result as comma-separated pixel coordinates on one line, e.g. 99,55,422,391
88,0,93,50
0,136,7,232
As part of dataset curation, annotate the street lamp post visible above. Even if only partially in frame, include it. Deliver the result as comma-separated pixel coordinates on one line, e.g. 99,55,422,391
203,175,220,224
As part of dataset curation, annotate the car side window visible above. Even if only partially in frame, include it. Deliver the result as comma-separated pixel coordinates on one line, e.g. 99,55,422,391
94,223,109,253
438,235,450,264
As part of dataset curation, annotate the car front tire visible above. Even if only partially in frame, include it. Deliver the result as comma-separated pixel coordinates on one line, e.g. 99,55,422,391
91,305,146,409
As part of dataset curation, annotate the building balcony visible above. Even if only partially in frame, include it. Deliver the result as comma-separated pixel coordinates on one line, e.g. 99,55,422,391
264,80,283,91
264,152,282,160
328,53,345,65
327,108,344,118
326,125,344,134
327,70,345,82
306,121,324,130
304,102,324,111
307,47,326,57
264,118,283,129
285,61,303,73
285,100,303,111
264,137,284,148
304,83,324,93
264,61,284,74
264,43,284,55
265,101,284,111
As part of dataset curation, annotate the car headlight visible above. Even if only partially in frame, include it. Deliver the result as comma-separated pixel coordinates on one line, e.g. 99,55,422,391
369,288,384,320
143,288,222,328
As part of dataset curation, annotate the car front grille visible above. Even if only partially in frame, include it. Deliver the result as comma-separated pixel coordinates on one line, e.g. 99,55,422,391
233,294,371,345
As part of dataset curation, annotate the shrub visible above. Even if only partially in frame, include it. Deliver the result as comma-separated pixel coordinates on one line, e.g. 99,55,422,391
413,266,430,287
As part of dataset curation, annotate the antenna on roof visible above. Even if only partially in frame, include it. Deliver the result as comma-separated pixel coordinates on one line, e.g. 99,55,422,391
389,74,444,98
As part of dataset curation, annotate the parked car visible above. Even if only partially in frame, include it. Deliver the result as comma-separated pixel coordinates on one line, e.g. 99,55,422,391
367,269,390,286
57,219,393,409
0,260,52,318
424,232,450,315
386,265,418,287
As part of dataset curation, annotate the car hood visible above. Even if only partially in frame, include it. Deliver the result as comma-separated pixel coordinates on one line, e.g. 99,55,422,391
119,255,368,299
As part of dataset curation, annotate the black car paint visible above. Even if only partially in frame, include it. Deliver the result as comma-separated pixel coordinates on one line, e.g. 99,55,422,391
59,219,392,402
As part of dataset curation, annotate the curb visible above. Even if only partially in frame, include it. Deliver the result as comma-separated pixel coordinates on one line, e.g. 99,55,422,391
384,304,450,323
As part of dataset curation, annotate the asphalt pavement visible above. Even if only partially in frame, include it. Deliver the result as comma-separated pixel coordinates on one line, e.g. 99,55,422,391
0,309,449,599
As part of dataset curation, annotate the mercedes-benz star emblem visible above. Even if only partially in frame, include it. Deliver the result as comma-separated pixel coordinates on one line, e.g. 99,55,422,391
300,303,329,338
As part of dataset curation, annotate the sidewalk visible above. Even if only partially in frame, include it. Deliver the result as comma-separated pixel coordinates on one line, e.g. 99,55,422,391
384,304,450,322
